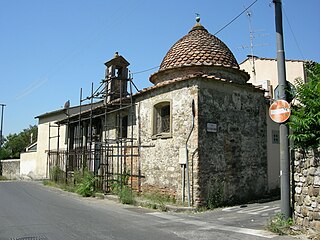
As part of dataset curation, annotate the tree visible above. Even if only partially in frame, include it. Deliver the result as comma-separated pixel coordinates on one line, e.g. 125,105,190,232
0,125,38,159
289,62,320,150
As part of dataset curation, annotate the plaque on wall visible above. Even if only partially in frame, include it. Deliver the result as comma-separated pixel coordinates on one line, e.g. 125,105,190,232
207,123,217,133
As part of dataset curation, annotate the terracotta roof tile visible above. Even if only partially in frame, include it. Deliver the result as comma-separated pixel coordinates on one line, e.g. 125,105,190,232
139,72,256,97
159,24,238,71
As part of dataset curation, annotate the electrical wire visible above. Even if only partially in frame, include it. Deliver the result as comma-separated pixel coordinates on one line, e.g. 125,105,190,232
214,0,259,36
283,6,305,60
132,1,260,77
131,66,160,75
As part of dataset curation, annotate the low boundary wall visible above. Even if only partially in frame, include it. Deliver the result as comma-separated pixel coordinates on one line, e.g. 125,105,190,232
294,149,320,231
1,159,20,179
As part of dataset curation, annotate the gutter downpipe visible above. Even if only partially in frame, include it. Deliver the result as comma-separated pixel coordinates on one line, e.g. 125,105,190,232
181,165,185,203
186,99,195,207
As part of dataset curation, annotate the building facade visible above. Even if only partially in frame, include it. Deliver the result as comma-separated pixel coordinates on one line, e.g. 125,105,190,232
240,57,307,191
23,20,269,206
52,20,267,206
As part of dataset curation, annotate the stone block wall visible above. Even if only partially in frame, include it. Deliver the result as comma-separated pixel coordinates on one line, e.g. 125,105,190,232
198,78,268,205
294,149,320,231
100,74,268,206
1,159,20,179
134,80,199,202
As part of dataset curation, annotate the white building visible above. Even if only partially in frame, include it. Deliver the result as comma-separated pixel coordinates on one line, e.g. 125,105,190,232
240,56,307,191
20,104,95,179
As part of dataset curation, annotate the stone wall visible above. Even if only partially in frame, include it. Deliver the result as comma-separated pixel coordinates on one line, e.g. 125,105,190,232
99,73,268,206
294,149,320,231
198,78,268,205
134,79,199,202
133,75,268,206
1,159,20,179
99,79,199,202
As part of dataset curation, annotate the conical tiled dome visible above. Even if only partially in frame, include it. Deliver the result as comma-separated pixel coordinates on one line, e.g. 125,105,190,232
159,23,239,71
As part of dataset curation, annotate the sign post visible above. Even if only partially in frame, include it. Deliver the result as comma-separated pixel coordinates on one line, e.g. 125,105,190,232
273,0,291,219
0,104,5,176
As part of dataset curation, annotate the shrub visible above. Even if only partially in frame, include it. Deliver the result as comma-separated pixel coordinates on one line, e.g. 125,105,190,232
109,171,135,205
73,170,84,186
267,213,293,235
205,179,225,209
75,170,96,197
289,62,320,150
118,186,135,204
51,166,63,183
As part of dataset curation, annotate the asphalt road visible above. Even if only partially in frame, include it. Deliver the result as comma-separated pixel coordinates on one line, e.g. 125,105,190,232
0,181,297,240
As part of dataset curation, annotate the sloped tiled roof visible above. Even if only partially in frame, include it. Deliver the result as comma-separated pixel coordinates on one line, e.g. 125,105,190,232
239,56,307,65
159,23,239,71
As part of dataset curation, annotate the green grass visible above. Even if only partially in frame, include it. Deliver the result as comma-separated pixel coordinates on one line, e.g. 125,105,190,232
45,168,100,197
141,191,176,204
118,186,135,204
43,179,76,193
75,171,96,197
266,213,293,235
137,191,177,211
44,169,102,198
0,175,8,181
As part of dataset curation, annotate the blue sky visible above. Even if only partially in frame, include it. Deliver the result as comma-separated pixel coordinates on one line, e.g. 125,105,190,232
0,0,319,136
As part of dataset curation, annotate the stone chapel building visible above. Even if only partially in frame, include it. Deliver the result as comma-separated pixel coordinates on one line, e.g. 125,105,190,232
34,19,269,206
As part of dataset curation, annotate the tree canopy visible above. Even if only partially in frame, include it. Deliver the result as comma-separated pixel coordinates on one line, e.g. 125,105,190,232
0,125,37,159
289,62,320,150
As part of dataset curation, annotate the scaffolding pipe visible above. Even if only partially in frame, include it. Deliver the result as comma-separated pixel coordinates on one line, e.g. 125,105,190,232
79,88,82,172
65,103,70,184
47,123,51,178
89,82,94,169
57,125,60,160
137,102,142,192
54,55,142,193
104,91,108,191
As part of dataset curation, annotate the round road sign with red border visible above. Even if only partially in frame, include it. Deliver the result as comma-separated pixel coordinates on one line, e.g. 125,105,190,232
269,100,291,123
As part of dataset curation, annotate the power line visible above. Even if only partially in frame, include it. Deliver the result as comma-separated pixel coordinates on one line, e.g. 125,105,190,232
283,7,305,60
131,66,160,75
132,1,260,77
214,0,259,36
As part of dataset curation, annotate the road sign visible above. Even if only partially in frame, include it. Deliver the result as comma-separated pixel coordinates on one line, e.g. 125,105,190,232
274,81,296,103
269,100,291,123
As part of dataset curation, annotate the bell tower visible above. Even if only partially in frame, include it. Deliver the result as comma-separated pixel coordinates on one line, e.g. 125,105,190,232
104,52,130,103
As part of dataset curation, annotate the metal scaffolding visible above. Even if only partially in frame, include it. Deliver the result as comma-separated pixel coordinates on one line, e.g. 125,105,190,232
47,56,144,193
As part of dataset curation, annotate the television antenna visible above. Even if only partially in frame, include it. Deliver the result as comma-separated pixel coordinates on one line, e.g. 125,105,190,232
240,9,269,80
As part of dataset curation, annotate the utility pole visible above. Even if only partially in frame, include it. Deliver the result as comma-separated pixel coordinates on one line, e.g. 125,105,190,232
273,0,291,219
0,104,6,176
